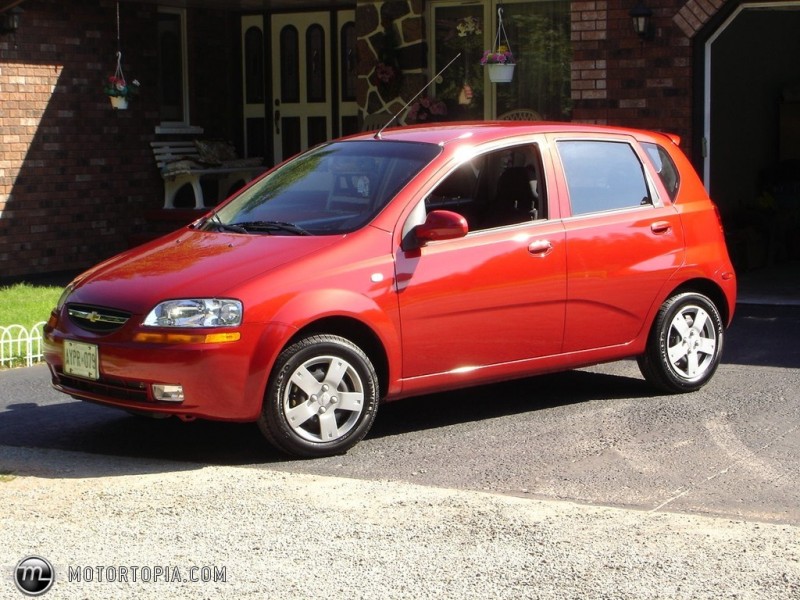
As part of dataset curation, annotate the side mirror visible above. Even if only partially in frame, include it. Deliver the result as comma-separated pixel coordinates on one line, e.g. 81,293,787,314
414,210,468,244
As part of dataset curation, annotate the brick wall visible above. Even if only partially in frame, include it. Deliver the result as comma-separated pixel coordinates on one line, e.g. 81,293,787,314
0,0,161,280
571,0,696,155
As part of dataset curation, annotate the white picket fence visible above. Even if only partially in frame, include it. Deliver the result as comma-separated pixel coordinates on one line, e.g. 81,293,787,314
0,322,48,368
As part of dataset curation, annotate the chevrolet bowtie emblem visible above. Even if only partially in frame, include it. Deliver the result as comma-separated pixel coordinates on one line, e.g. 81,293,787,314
88,311,101,323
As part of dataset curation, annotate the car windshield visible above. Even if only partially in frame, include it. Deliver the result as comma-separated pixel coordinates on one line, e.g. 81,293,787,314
209,140,441,235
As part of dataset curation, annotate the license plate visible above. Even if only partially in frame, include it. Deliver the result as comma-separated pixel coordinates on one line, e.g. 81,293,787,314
64,340,99,380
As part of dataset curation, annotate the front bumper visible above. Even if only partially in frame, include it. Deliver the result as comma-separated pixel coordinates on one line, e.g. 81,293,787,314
43,318,279,422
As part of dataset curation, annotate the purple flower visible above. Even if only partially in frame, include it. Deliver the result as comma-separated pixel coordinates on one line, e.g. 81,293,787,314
407,95,447,123
480,50,515,65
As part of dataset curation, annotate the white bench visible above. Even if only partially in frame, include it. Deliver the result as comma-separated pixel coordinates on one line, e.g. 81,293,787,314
151,141,265,209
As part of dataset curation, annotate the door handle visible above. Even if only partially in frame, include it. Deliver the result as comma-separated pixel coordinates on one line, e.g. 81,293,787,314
650,221,671,234
528,240,553,256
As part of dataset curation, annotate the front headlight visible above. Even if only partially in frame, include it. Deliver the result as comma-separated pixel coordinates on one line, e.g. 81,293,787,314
143,299,243,328
56,282,76,311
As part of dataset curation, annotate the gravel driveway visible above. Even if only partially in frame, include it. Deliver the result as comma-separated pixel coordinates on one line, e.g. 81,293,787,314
1,445,798,599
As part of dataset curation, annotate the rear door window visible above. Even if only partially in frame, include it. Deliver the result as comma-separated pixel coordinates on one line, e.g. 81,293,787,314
643,142,680,201
557,140,651,216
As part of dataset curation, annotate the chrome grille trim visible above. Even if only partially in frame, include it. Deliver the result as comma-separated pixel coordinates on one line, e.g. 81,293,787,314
67,304,131,333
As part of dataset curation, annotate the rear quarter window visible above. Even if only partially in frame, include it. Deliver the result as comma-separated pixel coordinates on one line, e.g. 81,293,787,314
557,140,651,216
642,142,680,201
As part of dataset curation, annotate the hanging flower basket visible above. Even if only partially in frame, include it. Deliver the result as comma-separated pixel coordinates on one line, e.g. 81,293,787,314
487,63,515,83
103,47,140,110
481,8,516,84
108,95,129,110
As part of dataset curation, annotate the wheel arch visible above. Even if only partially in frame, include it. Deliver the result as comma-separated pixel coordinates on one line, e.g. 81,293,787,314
637,276,733,357
284,316,391,402
668,277,732,327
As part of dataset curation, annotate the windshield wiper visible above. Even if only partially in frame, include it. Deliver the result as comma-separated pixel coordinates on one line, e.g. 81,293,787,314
202,211,248,234
231,221,310,236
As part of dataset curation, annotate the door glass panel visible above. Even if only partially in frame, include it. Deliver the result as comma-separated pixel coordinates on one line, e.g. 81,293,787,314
244,26,265,104
494,1,572,120
306,25,326,102
282,117,301,158
246,118,265,158
308,116,328,148
340,21,356,102
280,26,300,103
558,141,651,216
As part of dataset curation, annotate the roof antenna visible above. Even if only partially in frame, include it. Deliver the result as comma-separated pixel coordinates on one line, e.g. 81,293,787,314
374,52,462,140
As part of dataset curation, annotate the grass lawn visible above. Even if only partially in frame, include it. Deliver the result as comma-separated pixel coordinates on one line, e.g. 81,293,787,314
0,283,63,331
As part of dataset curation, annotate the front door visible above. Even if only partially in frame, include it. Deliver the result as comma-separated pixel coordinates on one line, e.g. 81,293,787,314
396,223,567,383
243,11,357,164
271,12,333,164
395,142,567,384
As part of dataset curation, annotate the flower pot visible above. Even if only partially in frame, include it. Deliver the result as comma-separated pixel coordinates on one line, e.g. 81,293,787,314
487,63,515,83
109,96,128,110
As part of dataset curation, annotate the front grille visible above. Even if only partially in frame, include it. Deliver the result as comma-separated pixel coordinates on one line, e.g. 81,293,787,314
67,304,131,333
58,371,150,403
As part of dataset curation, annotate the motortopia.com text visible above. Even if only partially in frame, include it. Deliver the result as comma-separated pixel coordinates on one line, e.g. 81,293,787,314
68,565,227,584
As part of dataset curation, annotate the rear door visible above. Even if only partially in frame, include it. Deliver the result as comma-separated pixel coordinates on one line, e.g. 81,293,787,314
551,134,685,352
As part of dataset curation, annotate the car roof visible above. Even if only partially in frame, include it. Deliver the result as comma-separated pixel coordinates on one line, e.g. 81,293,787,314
345,121,680,148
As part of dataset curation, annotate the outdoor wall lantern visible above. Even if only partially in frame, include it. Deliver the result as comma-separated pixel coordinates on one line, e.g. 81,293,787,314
629,0,653,40
0,7,23,35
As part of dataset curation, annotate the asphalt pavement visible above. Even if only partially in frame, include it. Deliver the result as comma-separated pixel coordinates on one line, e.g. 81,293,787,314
1,298,798,598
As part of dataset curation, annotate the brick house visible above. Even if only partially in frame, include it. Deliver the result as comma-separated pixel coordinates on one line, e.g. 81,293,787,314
1,0,798,282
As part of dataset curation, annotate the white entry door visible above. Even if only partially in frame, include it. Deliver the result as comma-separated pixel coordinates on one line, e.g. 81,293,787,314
271,12,333,164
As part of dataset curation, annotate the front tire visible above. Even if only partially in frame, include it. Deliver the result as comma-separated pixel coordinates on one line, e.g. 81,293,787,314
638,292,724,393
258,334,379,457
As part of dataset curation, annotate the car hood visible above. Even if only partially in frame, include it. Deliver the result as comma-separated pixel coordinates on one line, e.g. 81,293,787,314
65,229,343,314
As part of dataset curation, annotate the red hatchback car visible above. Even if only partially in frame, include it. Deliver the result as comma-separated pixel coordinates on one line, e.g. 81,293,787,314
44,122,736,457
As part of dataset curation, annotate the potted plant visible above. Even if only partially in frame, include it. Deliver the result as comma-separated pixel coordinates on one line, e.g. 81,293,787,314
482,8,516,83
481,46,515,83
406,95,448,124
104,75,140,109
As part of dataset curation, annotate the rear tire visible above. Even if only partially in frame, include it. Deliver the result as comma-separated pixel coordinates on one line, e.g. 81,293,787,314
258,334,379,457
638,292,724,393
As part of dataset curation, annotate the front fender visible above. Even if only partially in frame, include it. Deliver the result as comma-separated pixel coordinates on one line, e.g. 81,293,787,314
260,287,403,396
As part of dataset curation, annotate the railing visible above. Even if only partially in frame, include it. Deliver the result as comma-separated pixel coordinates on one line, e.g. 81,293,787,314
0,322,47,368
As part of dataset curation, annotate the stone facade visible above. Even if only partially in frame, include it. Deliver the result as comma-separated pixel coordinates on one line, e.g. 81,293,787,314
356,0,427,119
